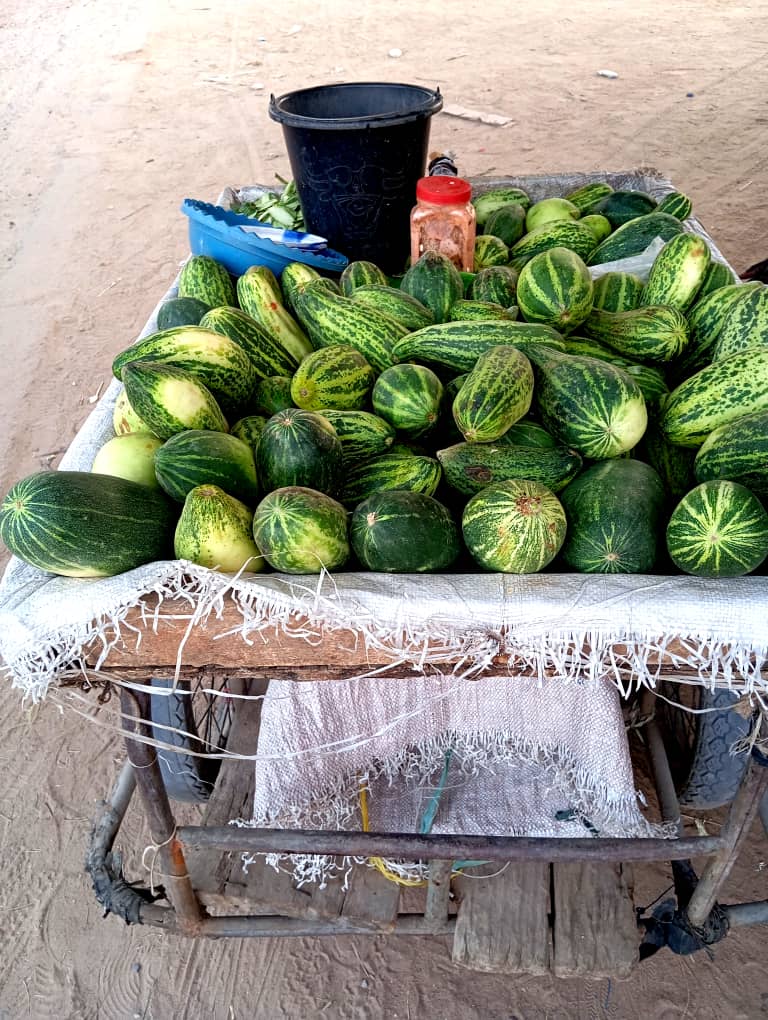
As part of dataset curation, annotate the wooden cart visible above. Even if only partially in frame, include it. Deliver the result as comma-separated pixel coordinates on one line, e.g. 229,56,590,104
84,595,768,979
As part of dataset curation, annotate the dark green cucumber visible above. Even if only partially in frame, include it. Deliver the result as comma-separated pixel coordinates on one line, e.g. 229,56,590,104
154,429,259,504
559,459,666,573
255,408,342,496
320,410,396,465
587,212,683,265
199,306,299,378
484,203,526,247
392,321,565,373
340,452,442,509
437,441,582,495
470,265,519,307
0,470,175,577
157,297,211,329
694,409,768,497
400,251,465,324
350,490,460,572
372,365,443,437
591,190,657,228
592,272,644,313
583,306,689,363
350,285,434,330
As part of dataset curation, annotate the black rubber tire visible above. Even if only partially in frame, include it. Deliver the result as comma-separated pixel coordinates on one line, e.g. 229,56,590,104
149,678,222,803
661,685,753,810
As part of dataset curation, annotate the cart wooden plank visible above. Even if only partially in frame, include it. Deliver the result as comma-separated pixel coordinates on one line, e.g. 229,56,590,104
452,862,551,974
551,862,638,978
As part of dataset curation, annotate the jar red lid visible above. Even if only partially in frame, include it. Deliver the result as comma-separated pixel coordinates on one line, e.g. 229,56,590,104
416,176,472,205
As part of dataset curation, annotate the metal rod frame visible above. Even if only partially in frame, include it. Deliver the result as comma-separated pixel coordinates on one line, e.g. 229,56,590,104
100,675,767,948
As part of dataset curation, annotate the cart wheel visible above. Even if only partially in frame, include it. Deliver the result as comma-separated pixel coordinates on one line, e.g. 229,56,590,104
149,677,233,803
658,684,753,810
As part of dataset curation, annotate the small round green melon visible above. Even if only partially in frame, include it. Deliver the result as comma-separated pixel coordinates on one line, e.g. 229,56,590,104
350,490,460,572
92,433,163,488
252,486,350,574
525,197,581,233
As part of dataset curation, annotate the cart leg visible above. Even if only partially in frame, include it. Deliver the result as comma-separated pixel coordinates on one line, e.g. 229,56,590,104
121,685,205,935
685,755,768,929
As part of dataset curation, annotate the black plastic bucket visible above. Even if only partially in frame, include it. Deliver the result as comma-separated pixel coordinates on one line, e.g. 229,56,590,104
269,83,443,273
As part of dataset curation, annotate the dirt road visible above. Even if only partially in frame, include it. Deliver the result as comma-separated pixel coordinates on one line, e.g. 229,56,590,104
1,1,767,1016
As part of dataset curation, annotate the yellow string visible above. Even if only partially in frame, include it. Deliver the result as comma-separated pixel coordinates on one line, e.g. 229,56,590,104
358,782,427,888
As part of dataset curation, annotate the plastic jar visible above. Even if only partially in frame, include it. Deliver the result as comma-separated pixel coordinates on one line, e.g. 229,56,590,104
410,176,476,271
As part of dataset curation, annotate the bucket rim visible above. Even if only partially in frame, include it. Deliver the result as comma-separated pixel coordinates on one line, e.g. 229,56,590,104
269,82,443,130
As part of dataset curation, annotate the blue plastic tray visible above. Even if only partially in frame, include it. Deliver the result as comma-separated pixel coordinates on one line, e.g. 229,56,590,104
181,199,349,278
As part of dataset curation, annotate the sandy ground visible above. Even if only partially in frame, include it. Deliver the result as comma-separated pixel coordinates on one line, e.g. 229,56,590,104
1,0,768,1016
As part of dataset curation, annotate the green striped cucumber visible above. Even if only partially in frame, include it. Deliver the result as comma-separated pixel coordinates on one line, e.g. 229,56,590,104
437,440,581,495
230,415,267,456
712,286,768,361
252,486,350,573
587,212,683,265
113,387,154,436
452,346,534,443
695,260,736,300
694,409,768,497
400,251,464,324
154,429,259,504
350,490,460,572
158,297,211,329
474,235,509,270
510,220,597,270
661,349,768,447
470,266,519,307
320,410,396,465
525,198,581,233
592,272,644,313
178,255,236,308
350,285,434,330
484,203,526,247
199,306,298,378
339,260,388,296
516,247,594,332
91,433,163,489
255,409,343,496
583,306,689,363
638,417,697,503
372,364,444,437
591,190,657,228
559,459,666,573
122,363,229,439
656,191,693,220
280,262,322,314
174,484,263,573
641,234,711,312
564,339,669,403
341,452,442,509
294,282,405,373
290,345,374,412
112,326,256,415
449,300,517,322
580,214,612,243
666,480,768,576
251,376,293,416
392,321,565,373
682,281,762,373
527,347,648,459
473,187,532,225
462,479,567,573
0,470,175,577
236,266,313,361
564,181,614,214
